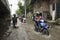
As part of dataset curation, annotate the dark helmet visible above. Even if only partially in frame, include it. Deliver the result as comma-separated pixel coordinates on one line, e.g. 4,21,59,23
39,13,42,16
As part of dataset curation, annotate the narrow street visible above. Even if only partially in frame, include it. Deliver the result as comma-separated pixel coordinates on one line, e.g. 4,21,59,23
0,0,60,40
3,19,60,40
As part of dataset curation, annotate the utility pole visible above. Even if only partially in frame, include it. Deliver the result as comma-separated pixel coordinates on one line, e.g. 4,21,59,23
25,0,26,18
55,0,56,20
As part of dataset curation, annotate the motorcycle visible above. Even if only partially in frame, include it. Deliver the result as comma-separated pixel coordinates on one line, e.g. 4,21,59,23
40,22,49,35
34,18,49,35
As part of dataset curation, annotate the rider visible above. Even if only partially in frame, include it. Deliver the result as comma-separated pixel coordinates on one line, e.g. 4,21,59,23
34,12,42,29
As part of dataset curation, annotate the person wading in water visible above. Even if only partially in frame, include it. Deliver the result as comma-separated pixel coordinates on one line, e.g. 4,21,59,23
12,14,17,28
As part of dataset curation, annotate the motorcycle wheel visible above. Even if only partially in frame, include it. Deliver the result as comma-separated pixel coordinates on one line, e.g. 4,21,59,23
42,29,49,35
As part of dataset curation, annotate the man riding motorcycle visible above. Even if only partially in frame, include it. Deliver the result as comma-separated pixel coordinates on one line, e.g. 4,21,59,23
34,13,49,35
34,13,42,31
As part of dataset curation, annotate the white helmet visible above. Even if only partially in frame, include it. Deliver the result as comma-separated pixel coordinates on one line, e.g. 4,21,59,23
36,11,39,14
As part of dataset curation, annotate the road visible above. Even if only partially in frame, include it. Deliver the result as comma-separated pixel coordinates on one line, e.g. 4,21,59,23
3,19,60,40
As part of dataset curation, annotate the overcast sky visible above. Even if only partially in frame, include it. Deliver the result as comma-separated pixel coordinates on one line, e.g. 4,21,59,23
8,0,24,15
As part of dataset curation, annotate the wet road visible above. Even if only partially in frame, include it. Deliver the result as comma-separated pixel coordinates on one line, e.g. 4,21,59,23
3,19,60,40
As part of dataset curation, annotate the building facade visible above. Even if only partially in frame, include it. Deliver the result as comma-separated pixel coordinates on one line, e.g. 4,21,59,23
30,0,60,20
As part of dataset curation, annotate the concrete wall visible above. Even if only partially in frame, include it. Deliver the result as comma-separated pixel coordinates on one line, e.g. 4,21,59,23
33,1,49,12
0,0,11,38
1,0,10,11
31,0,57,20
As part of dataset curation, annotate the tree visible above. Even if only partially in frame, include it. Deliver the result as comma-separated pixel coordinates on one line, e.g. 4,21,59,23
16,0,31,16
25,0,31,13
16,2,25,16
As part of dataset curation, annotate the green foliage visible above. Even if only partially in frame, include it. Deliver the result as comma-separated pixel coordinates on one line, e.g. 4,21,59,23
16,0,31,16
16,2,25,16
26,0,31,13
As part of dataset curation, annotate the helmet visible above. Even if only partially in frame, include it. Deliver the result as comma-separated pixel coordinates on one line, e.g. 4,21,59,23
39,13,42,16
36,11,39,14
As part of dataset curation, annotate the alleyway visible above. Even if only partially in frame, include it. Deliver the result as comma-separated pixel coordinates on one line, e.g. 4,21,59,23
0,0,60,40
3,19,60,40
